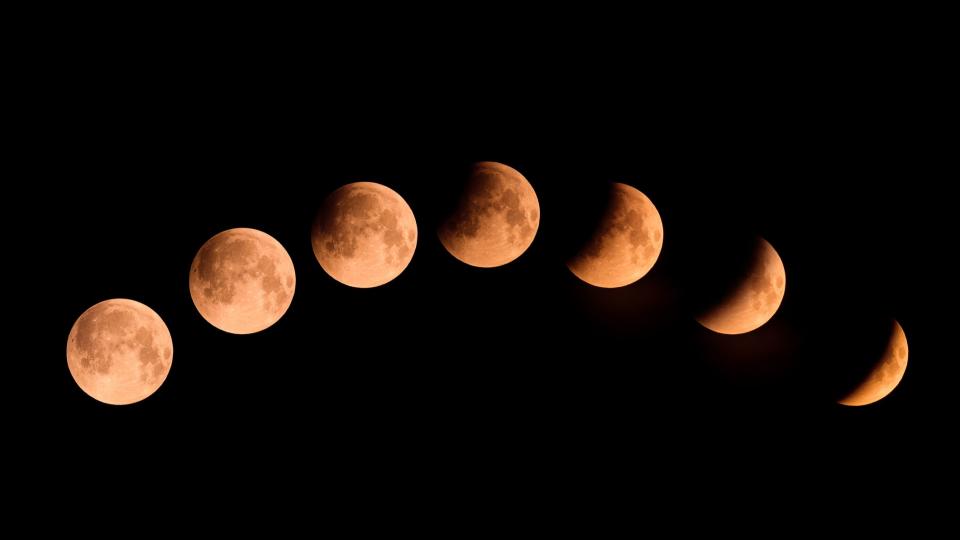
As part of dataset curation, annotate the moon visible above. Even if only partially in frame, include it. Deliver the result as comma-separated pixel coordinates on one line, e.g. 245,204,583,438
312,182,418,288
566,183,664,288
696,237,786,335
190,228,296,334
839,320,909,406
438,161,540,268
66,299,173,405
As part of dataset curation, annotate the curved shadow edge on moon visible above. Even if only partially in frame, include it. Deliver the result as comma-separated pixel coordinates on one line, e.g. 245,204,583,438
696,237,786,335
566,182,664,288
438,161,540,268
190,227,296,334
66,299,173,405
839,320,909,406
312,182,418,288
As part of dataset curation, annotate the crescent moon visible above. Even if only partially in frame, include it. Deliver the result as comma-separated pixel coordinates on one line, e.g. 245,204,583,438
839,320,909,406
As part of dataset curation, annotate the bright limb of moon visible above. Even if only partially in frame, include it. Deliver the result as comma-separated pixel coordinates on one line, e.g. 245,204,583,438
66,299,173,405
839,320,909,406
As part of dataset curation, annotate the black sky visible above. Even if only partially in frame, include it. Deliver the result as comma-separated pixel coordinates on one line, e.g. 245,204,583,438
17,24,953,493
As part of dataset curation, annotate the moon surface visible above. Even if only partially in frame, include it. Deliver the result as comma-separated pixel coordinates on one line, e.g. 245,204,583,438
190,228,296,334
312,182,418,288
839,320,909,406
567,183,664,288
66,299,173,405
438,161,540,268
697,237,786,335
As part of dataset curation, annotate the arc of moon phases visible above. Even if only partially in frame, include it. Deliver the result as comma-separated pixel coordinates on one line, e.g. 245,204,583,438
66,299,173,405
697,237,786,335
312,182,418,288
438,161,540,268
567,182,664,288
840,320,909,406
190,228,296,334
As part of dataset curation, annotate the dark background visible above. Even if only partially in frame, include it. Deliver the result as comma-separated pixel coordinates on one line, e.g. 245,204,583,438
17,17,952,499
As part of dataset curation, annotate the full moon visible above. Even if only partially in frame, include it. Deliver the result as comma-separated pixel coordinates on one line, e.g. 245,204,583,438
438,161,540,268
190,228,296,334
567,182,664,288
697,237,786,335
839,320,909,406
66,299,173,405
312,182,418,288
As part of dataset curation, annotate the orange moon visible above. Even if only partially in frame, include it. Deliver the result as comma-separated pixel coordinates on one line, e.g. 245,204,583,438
438,161,540,268
839,320,909,406
567,183,664,288
66,299,173,405
697,237,786,335
189,228,296,334
312,182,418,288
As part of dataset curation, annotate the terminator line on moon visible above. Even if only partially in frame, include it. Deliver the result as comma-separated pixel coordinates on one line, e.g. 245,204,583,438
567,182,664,288
438,161,540,268
312,182,418,288
66,299,173,405
190,228,296,334
696,237,786,335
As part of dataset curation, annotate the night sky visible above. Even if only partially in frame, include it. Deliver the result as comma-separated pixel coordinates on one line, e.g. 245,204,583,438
20,28,952,493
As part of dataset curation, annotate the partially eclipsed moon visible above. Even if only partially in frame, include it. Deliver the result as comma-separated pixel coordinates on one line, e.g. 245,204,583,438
839,320,909,406
66,299,173,405
438,161,540,268
190,228,296,334
312,182,418,288
697,237,786,335
567,183,664,288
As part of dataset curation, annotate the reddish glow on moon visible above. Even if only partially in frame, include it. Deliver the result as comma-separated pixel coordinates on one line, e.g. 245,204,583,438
567,183,664,288
312,182,418,288
697,237,786,335
839,320,909,406
189,228,296,334
66,299,173,405
438,161,540,268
